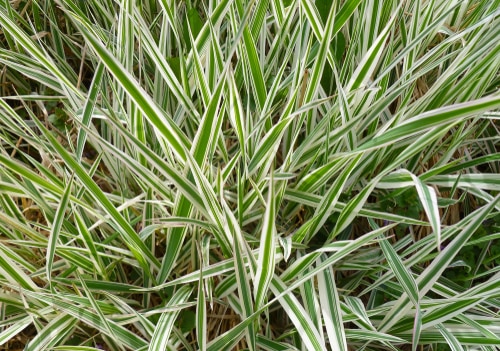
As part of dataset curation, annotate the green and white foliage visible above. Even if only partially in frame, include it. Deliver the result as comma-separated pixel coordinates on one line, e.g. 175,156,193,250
0,0,499,349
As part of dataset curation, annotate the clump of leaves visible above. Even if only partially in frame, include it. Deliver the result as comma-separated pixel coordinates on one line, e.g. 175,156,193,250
0,0,499,350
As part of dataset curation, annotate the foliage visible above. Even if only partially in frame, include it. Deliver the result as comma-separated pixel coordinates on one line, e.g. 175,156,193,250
0,0,499,350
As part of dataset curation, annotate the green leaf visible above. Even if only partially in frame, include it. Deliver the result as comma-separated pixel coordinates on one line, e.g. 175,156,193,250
149,286,193,351
317,254,347,351
253,167,277,311
46,176,74,284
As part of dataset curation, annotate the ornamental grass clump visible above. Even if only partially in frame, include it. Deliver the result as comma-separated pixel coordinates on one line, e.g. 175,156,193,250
0,0,499,350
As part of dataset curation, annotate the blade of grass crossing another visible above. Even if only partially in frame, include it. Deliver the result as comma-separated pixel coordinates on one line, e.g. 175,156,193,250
317,254,348,351
247,102,297,176
254,168,277,310
148,286,193,351
378,234,422,351
75,62,104,161
30,117,161,279
157,0,254,281
188,18,211,105
300,0,336,132
46,175,74,285
226,202,256,351
133,11,200,120
378,194,500,333
205,227,390,350
228,71,247,164
186,156,233,255
234,0,267,111
300,264,322,338
293,154,363,244
406,170,441,251
378,234,419,309
190,74,225,167
328,172,385,241
23,290,148,349
256,335,299,351
196,247,207,351
78,276,123,350
346,3,401,92
421,297,485,330
63,6,190,162
0,244,39,292
0,316,33,347
299,0,363,60
0,8,82,106
270,276,327,351
358,95,500,152
158,200,193,283
435,324,465,351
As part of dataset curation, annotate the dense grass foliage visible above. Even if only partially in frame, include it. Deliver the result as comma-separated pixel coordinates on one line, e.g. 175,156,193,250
0,0,499,350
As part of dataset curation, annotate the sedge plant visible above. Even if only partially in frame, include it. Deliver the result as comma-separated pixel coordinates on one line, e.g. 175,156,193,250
0,0,499,350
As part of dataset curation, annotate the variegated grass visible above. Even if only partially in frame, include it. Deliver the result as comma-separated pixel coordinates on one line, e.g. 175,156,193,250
0,0,499,350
